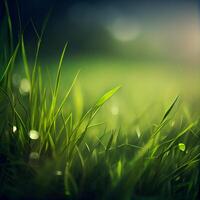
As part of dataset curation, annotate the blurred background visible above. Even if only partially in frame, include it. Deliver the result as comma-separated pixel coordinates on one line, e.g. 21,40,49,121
1,0,200,128
2,0,199,61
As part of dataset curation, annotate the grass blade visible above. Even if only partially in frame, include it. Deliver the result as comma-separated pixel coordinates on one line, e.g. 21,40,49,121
95,86,121,108
161,96,179,123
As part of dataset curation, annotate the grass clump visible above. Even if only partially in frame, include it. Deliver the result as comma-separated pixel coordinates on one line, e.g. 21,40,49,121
1,2,200,200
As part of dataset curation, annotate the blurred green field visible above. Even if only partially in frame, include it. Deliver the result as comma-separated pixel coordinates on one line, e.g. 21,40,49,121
42,56,200,129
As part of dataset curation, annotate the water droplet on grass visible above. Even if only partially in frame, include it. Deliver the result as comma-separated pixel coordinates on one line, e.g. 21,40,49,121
13,126,17,133
29,152,39,160
29,130,39,140
178,143,186,152
55,170,62,176
19,78,31,95
111,105,119,116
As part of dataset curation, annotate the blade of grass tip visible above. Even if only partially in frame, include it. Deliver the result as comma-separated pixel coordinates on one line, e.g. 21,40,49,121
54,42,68,96
117,144,142,149
95,86,121,108
30,7,52,45
54,70,79,120
33,38,42,75
1,42,20,83
85,143,91,153
40,7,52,38
74,86,120,131
88,122,105,129
161,96,179,123
30,20,46,88
32,37,41,86
106,131,114,152
16,0,22,35
4,0,13,52
48,133,56,156
73,85,121,133
48,43,68,119
21,35,31,82
31,19,40,40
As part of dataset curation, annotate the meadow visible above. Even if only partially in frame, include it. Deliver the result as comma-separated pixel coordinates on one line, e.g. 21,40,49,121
1,2,200,200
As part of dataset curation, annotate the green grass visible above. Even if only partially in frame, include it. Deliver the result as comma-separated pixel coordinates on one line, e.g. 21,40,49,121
1,3,200,200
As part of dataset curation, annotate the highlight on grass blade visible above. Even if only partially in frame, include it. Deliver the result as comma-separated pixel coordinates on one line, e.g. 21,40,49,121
29,129,39,140
117,160,122,177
